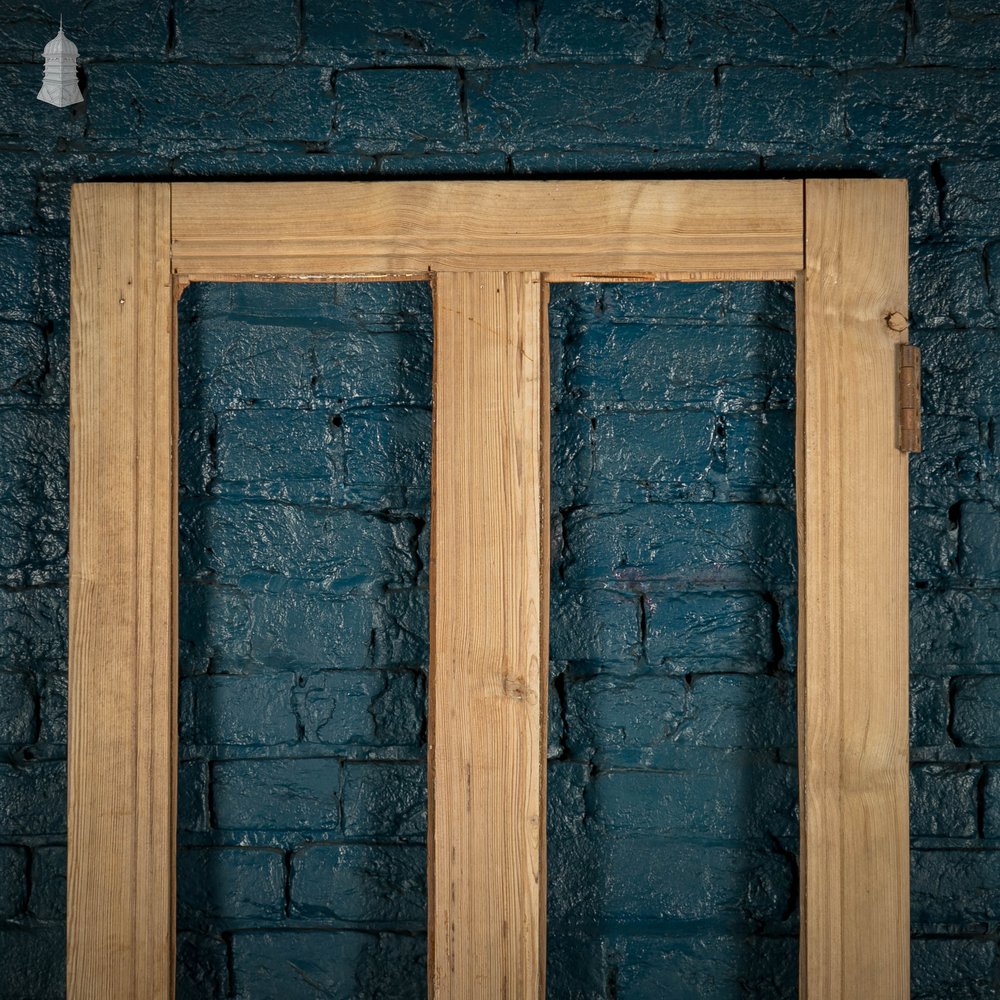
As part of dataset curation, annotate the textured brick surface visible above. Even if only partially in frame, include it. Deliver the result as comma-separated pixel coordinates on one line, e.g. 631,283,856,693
0,1,997,997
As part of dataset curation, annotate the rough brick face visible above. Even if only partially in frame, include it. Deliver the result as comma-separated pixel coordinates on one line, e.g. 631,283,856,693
0,1,996,997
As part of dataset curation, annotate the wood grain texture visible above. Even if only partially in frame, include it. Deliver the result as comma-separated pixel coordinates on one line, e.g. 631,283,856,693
68,183,177,999
170,180,804,277
797,179,910,999
429,271,549,1000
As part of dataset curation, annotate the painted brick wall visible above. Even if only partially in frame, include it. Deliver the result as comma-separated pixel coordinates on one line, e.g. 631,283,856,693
0,2,998,998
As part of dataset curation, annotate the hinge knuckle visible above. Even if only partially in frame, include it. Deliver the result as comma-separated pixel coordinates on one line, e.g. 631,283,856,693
898,343,921,454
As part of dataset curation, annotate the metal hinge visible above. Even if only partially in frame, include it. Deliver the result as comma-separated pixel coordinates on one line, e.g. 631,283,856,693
898,344,922,454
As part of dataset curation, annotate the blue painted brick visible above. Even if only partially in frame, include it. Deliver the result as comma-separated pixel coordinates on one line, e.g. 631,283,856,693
181,673,298,747
0,237,36,318
177,932,229,1000
910,416,982,507
563,320,794,409
342,762,426,841
0,584,67,663
659,0,904,67
910,765,979,838
342,406,431,496
295,669,423,748
588,411,719,500
0,762,65,835
0,323,45,397
536,0,657,61
911,505,958,584
0,928,64,1000
562,503,796,588
912,849,1000,926
0,66,85,146
178,761,209,833
178,847,285,923
913,590,1000,672
86,65,334,142
0,155,38,233
981,767,1000,838
0,845,26,917
589,755,797,841
28,845,64,919
180,499,416,593
303,0,526,66
0,670,34,744
958,501,1000,582
643,592,775,671
290,844,424,924
0,406,67,502
231,930,425,1000
941,160,1000,235
953,677,1000,747
911,675,950,746
467,67,715,150
912,937,1000,1000
717,68,841,150
212,758,340,831
334,70,463,153
724,412,795,500
174,0,299,61
550,587,640,664
910,0,1000,69
216,408,339,503
607,934,796,1000
910,244,992,329
920,329,1000,418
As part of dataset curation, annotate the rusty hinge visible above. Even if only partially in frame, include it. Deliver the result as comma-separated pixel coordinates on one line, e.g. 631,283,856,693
898,343,921,453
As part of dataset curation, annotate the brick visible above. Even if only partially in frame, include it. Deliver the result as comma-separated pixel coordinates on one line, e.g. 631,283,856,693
920,329,1000,418
659,0,904,67
911,675,950,746
910,416,982,507
550,587,640,664
549,835,794,931
588,411,720,501
912,937,1000,1000
0,323,45,397
565,672,794,765
941,160,1000,235
0,845,27,917
910,0,1000,68
212,758,340,831
953,677,1000,747
910,765,979,838
0,928,64,999
0,237,36,318
0,1,168,59
845,70,1000,150
177,932,229,1000
86,65,333,142
335,70,463,153
911,505,959,584
215,408,340,503
958,502,1000,582
0,670,35,745
724,411,795,500
717,68,841,150
608,934,797,1000
178,761,209,833
563,320,794,410
562,503,796,588
0,406,67,502
912,849,1000,926
467,66,715,150
174,0,298,61
179,499,416,593
643,591,775,671
342,762,426,840
290,844,424,924
295,669,423,749
28,845,64,919
342,406,431,497
536,0,658,60
181,673,298,747
589,756,797,841
980,767,1000,838
303,0,526,66
377,150,508,176
0,584,67,663
910,244,992,329
231,930,425,1000
0,66,84,146
178,847,284,923
0,154,37,233
0,762,65,835
913,590,1000,671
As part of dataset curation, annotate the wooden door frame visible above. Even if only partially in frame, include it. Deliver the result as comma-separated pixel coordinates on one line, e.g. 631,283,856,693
67,179,911,999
